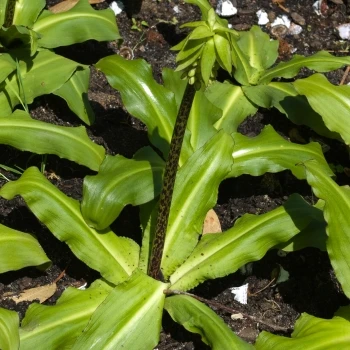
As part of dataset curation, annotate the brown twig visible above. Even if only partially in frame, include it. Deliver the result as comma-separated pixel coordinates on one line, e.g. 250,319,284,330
164,289,293,333
339,66,350,85
272,0,290,13
249,278,276,296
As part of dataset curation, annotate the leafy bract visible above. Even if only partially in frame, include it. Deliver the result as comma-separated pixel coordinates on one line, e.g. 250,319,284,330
96,54,192,165
0,223,50,273
205,82,257,134
170,194,322,291
82,147,164,230
255,307,350,349
303,160,350,298
294,74,350,145
165,295,253,350
0,50,79,117
0,308,19,350
259,51,350,84
242,82,341,140
20,279,112,349
160,130,234,278
0,167,139,285
33,0,120,48
53,66,95,125
72,270,167,350
229,125,333,179
0,110,105,171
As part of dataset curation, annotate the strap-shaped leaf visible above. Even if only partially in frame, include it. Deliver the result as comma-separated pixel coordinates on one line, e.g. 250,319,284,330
53,66,95,125
237,25,278,72
0,223,50,273
161,130,234,278
0,49,79,117
303,160,350,298
259,51,350,84
33,0,120,48
0,53,16,84
96,55,193,164
170,194,321,291
255,307,350,349
72,270,167,350
0,110,105,171
20,279,112,350
294,74,350,145
0,167,139,285
229,125,333,179
205,82,257,134
165,295,254,350
13,0,45,27
0,308,19,350
81,147,164,230
243,82,341,140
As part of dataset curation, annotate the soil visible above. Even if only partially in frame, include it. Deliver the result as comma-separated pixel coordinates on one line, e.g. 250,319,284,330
0,0,350,349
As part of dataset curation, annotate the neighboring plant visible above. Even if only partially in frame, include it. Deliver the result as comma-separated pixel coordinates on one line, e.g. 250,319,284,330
0,0,120,124
0,0,349,349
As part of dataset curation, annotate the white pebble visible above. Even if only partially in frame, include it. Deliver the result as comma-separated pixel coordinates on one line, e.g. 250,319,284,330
216,0,237,17
256,9,269,25
337,23,350,40
109,1,124,15
271,15,291,28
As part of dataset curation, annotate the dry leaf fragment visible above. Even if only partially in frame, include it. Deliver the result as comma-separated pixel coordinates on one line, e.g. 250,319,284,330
202,209,222,235
10,283,57,304
49,0,104,14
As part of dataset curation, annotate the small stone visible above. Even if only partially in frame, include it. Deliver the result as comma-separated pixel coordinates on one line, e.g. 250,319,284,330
268,11,276,23
288,22,303,35
337,23,350,40
256,9,269,25
271,15,291,28
291,12,305,26
271,24,288,38
109,1,124,15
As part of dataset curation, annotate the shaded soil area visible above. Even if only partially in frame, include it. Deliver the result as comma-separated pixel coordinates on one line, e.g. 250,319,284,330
0,0,349,348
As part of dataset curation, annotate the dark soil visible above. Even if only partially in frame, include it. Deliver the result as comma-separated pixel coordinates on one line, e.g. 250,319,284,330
0,0,349,349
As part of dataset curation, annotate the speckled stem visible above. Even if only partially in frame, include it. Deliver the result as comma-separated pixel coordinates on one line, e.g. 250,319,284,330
148,83,196,281
4,0,16,28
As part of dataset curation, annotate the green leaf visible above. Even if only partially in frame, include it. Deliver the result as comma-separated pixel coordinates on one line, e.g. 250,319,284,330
259,51,350,84
0,25,40,56
242,82,341,140
0,308,19,350
13,0,45,27
303,160,350,298
96,55,192,164
0,49,80,117
187,89,221,152
0,223,50,273
229,125,333,179
165,295,253,350
53,65,95,125
255,308,350,349
72,270,167,350
81,147,164,230
277,200,327,252
33,0,120,48
20,279,112,349
293,74,350,145
170,194,322,291
0,53,16,84
237,25,278,72
0,110,105,171
176,38,204,62
0,167,139,285
200,37,216,85
162,68,187,109
205,82,257,134
161,130,234,278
